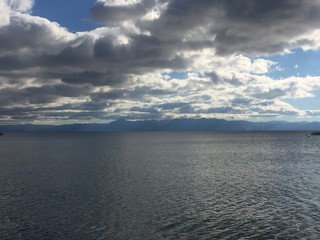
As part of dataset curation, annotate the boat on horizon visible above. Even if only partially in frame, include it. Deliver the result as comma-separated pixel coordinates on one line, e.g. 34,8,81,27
311,131,320,136
0,133,3,136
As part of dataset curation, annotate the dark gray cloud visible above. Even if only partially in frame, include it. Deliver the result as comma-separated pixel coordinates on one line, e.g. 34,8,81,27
157,102,189,110
130,106,159,114
91,0,157,25
251,88,288,100
0,83,93,106
143,0,320,54
205,107,242,114
61,71,127,86
93,34,188,70
205,71,222,84
231,98,253,107
130,102,193,115
90,85,174,102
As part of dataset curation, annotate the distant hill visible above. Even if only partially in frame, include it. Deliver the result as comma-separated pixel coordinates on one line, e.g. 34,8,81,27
1,118,320,132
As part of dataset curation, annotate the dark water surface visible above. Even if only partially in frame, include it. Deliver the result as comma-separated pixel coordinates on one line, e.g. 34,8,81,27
1,132,320,239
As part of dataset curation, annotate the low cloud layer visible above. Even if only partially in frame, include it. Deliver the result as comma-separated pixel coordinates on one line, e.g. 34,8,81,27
1,0,320,124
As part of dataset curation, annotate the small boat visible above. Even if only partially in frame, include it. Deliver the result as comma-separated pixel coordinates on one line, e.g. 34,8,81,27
0,133,3,136
311,131,320,136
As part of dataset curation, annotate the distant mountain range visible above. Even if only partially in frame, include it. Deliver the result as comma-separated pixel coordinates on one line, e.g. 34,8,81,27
1,118,320,132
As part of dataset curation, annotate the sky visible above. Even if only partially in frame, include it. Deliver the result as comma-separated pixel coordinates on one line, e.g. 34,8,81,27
1,0,320,125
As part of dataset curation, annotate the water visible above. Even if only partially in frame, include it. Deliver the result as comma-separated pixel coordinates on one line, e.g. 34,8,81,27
1,132,320,239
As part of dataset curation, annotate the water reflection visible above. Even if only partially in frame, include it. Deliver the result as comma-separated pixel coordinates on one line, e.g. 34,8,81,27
1,132,320,239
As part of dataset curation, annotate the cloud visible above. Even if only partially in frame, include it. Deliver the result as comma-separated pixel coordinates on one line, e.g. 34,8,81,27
0,1,11,28
0,83,93,106
6,0,34,12
1,0,320,124
133,0,320,55
91,0,157,25
0,13,74,56
0,0,34,27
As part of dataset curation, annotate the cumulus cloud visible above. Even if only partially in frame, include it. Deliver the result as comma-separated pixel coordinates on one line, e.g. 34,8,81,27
0,1,10,28
0,0,34,27
6,0,34,12
137,0,320,55
1,0,320,124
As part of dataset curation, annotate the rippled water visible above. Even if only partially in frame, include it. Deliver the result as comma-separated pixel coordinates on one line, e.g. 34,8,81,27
1,132,320,239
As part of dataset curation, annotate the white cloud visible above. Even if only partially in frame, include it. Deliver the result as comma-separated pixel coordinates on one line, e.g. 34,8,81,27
6,0,34,12
290,29,320,51
0,0,34,28
0,1,11,27
97,0,141,6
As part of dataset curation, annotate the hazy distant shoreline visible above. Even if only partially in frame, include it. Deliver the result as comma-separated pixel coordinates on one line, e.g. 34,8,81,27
1,118,320,132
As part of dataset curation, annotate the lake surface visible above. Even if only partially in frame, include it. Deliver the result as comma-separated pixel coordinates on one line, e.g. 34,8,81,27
1,132,320,239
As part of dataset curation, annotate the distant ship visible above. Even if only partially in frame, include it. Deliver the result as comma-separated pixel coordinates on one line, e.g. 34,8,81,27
0,133,3,136
311,131,320,136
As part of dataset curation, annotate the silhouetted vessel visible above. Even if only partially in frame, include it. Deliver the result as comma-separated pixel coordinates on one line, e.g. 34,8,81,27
0,133,3,136
311,131,320,136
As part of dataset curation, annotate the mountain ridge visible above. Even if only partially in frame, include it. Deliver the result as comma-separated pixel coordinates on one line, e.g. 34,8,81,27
1,118,320,132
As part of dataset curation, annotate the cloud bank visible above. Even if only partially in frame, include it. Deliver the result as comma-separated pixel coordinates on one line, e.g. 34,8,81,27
1,0,320,124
